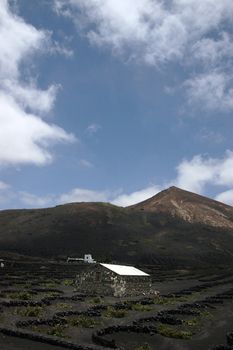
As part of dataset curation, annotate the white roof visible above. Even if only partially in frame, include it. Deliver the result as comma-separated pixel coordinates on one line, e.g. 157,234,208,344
100,263,149,276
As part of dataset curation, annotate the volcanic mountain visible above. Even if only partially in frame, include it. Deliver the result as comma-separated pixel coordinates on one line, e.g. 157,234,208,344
1,187,233,267
131,186,233,230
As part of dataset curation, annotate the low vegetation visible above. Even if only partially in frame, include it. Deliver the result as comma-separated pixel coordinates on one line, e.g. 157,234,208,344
45,291,61,297
135,344,153,350
15,306,42,317
185,318,199,327
63,279,74,286
69,316,99,328
90,296,102,304
131,303,152,312
56,302,71,310
104,306,127,318
46,324,68,338
158,324,193,339
8,292,32,300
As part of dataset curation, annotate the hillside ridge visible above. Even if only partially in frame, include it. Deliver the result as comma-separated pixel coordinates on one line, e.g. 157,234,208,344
1,186,233,266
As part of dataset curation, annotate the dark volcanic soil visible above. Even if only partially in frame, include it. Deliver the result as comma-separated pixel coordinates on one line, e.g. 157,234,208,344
0,261,233,350
0,333,66,350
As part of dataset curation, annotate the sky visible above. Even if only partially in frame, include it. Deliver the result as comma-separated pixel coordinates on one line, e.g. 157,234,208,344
1,0,233,209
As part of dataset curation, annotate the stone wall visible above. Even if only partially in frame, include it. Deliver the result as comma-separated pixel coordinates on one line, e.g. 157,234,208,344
76,265,152,297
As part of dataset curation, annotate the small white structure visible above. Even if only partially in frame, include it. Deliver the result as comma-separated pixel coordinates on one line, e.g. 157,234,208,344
84,254,96,263
67,254,96,264
0,259,5,268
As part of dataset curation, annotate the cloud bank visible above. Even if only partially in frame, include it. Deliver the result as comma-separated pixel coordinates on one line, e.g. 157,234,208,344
54,0,233,112
0,0,74,167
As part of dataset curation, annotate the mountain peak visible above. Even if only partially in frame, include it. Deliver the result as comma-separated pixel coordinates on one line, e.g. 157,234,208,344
129,186,233,229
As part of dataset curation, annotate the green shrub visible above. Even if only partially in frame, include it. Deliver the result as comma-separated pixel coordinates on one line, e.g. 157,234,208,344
16,306,42,317
42,282,57,288
90,297,102,304
56,303,71,310
69,316,98,328
47,324,67,338
199,311,213,319
153,296,177,305
135,344,152,350
9,292,32,300
158,324,192,339
131,303,152,312
104,307,126,318
185,318,199,327
63,279,74,286
45,291,61,298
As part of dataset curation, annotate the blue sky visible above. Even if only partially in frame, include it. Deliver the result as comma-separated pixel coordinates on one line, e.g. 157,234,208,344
1,0,233,209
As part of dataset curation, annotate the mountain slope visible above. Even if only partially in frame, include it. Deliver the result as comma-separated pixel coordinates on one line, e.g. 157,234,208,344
1,187,233,266
130,186,233,229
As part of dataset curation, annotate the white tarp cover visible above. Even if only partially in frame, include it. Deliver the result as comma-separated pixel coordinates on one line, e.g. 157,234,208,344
100,263,149,276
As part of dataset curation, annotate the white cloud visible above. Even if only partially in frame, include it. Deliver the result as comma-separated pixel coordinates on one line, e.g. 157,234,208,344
54,0,233,112
185,71,233,112
54,0,233,65
0,0,45,80
174,155,218,193
174,151,233,194
19,192,54,208
0,181,10,191
112,185,161,207
86,123,101,136
0,93,74,166
0,180,13,205
3,79,59,115
216,189,233,206
191,33,233,68
58,188,109,203
0,0,75,167
198,129,224,144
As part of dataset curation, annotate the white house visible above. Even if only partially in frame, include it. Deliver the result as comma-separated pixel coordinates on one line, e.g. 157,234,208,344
67,254,96,264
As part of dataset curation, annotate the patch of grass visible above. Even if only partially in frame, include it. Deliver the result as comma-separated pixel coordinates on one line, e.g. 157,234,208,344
63,279,74,286
131,303,152,312
45,291,61,298
42,282,58,288
185,318,199,327
56,303,72,310
31,325,41,333
90,296,102,304
104,307,127,318
135,343,153,350
8,292,32,300
158,324,192,339
199,311,213,319
69,316,99,328
15,306,42,317
153,296,177,305
177,292,200,302
46,324,68,338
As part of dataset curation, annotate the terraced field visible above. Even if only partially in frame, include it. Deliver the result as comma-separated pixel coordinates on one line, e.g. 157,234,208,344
0,262,233,350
